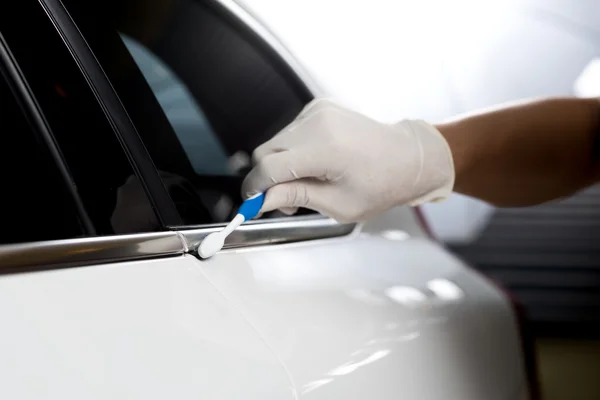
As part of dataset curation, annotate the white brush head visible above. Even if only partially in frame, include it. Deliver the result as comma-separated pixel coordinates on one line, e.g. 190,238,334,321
197,214,246,259
197,232,225,259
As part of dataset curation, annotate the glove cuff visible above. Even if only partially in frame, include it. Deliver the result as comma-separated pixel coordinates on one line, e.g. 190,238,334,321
395,119,456,206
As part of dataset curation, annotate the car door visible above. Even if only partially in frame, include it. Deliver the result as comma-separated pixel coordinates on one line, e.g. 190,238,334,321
0,1,532,399
0,3,294,399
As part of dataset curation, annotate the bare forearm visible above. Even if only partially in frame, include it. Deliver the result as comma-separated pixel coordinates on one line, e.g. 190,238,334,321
436,97,600,206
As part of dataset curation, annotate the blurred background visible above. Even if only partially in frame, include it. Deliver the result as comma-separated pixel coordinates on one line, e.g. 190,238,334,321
240,1,600,397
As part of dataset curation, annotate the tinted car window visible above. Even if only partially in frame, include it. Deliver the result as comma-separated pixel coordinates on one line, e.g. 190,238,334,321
0,68,84,244
0,1,165,235
62,0,314,225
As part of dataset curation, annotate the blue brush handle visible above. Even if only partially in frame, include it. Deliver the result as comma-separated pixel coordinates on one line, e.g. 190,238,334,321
237,193,265,221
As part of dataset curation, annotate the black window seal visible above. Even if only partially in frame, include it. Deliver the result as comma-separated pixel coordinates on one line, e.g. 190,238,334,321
0,32,95,235
39,0,183,227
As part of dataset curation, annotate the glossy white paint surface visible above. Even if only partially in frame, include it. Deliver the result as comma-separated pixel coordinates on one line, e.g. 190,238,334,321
0,256,294,399
200,234,528,400
0,231,528,399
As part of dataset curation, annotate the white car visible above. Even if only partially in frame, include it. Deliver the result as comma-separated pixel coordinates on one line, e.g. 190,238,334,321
0,0,536,399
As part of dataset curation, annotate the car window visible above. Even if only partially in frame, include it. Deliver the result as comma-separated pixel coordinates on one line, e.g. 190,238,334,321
0,68,84,244
0,2,166,236
62,0,315,225
121,34,232,177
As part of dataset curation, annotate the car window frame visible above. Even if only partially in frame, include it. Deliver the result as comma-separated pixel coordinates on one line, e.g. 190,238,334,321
0,0,357,274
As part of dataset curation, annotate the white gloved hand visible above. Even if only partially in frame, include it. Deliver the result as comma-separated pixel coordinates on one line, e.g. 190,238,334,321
241,98,455,223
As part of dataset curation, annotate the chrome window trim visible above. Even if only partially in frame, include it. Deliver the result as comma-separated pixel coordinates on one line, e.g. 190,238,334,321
178,216,358,253
0,232,184,274
0,218,357,273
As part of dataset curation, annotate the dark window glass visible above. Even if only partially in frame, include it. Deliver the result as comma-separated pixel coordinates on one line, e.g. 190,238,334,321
62,0,315,226
0,2,163,235
0,68,84,244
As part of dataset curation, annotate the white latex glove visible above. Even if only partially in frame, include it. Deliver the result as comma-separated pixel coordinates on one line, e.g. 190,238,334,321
241,98,455,223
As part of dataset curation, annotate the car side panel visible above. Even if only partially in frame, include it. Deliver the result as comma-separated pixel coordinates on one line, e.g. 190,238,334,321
0,256,293,400
195,235,528,400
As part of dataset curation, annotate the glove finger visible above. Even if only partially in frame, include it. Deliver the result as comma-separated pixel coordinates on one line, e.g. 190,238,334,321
279,207,299,215
261,180,328,214
252,125,296,164
242,148,329,198
262,179,363,223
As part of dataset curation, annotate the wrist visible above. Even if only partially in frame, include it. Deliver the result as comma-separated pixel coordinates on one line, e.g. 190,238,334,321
434,121,469,194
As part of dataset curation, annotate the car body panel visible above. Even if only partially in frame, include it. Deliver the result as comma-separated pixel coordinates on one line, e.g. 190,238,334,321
194,234,527,399
0,234,527,400
0,256,293,400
